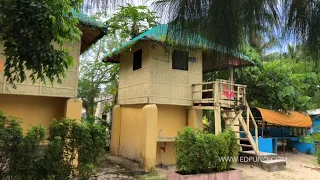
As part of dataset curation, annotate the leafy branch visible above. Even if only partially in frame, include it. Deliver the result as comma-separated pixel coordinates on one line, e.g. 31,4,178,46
0,0,83,84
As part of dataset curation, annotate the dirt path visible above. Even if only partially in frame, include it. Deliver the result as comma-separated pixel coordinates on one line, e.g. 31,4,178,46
234,153,320,180
91,153,319,180
90,156,165,180
90,156,142,180
90,160,136,180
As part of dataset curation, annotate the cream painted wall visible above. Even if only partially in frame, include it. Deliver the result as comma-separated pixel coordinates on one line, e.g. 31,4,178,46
113,104,189,168
118,42,151,105
118,105,146,164
0,94,67,132
0,41,80,98
157,105,187,138
156,105,188,165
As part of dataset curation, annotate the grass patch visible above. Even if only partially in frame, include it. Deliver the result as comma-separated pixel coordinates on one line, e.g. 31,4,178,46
137,169,166,180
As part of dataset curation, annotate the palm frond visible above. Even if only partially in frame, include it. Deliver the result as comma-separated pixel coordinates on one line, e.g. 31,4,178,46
154,0,278,55
284,0,320,69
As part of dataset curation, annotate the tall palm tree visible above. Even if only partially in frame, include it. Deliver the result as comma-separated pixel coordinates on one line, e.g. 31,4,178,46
86,0,320,69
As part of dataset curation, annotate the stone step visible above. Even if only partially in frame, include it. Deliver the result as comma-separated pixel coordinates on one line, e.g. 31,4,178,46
260,159,286,172
238,151,286,172
240,150,280,160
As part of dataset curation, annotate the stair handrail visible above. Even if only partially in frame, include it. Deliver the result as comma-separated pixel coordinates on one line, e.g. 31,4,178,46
245,101,259,153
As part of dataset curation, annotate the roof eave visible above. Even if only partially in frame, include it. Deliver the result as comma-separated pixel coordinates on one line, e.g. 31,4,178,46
79,23,108,54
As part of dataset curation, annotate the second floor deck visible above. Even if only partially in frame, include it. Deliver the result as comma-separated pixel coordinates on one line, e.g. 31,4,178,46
192,79,247,109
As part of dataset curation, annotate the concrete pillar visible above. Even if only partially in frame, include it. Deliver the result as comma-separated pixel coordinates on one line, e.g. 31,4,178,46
188,109,203,129
214,108,222,135
110,105,122,156
141,104,158,172
64,98,82,122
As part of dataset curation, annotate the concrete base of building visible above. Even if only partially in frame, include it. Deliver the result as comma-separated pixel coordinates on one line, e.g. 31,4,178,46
110,104,203,172
168,169,243,180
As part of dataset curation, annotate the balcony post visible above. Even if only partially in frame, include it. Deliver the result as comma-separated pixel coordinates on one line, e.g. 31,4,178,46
214,107,222,135
229,63,234,81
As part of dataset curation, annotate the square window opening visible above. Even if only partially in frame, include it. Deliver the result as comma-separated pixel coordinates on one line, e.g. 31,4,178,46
172,50,189,71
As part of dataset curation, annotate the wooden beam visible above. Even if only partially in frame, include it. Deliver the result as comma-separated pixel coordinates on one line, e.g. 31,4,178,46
238,116,260,155
192,81,215,86
193,89,214,93
191,106,219,110
214,108,222,135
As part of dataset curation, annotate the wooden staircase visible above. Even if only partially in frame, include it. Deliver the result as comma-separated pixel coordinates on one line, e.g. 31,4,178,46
191,79,288,171
221,102,260,156
192,79,260,155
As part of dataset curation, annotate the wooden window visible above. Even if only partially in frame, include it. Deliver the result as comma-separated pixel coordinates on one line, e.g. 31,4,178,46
133,49,142,71
172,50,189,71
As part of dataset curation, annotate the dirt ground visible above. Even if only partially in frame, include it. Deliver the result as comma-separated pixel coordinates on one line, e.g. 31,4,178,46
91,153,320,180
90,156,166,180
235,153,320,180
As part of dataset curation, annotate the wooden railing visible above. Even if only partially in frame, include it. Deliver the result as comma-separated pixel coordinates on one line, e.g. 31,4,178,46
222,101,260,155
192,79,247,108
246,101,259,153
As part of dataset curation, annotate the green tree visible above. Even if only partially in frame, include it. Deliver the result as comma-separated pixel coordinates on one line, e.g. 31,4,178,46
107,4,158,39
5,0,320,83
78,39,116,117
205,47,320,111
0,0,83,84
236,61,319,111
78,5,158,117
87,0,320,70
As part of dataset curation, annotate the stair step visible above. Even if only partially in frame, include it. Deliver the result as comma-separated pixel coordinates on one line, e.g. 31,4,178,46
238,144,253,148
222,109,237,112
237,138,249,141
224,117,235,119
233,131,246,134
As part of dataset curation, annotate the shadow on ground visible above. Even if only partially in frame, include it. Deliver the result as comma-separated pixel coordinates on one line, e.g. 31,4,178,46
90,155,166,180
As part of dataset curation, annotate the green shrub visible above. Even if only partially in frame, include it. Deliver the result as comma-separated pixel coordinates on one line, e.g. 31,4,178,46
0,111,107,179
316,148,320,165
0,111,46,179
82,116,112,151
175,127,238,175
300,133,320,165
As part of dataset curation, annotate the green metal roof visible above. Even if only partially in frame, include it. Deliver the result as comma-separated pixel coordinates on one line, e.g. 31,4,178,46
72,11,108,53
73,11,107,33
105,24,254,66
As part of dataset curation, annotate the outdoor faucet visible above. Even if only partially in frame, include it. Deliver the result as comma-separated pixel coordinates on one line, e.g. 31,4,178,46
158,129,163,137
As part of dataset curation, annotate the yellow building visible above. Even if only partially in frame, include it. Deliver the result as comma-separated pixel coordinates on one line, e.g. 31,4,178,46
105,24,260,171
0,13,107,132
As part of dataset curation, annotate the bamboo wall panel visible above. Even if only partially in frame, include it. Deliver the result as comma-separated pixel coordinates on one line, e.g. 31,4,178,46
149,44,203,106
118,42,151,104
0,41,80,98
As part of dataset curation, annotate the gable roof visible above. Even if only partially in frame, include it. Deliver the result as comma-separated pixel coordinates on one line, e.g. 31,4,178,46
73,12,108,54
103,24,254,71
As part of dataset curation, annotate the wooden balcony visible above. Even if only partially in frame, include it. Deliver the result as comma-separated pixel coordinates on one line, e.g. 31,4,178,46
192,79,247,109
